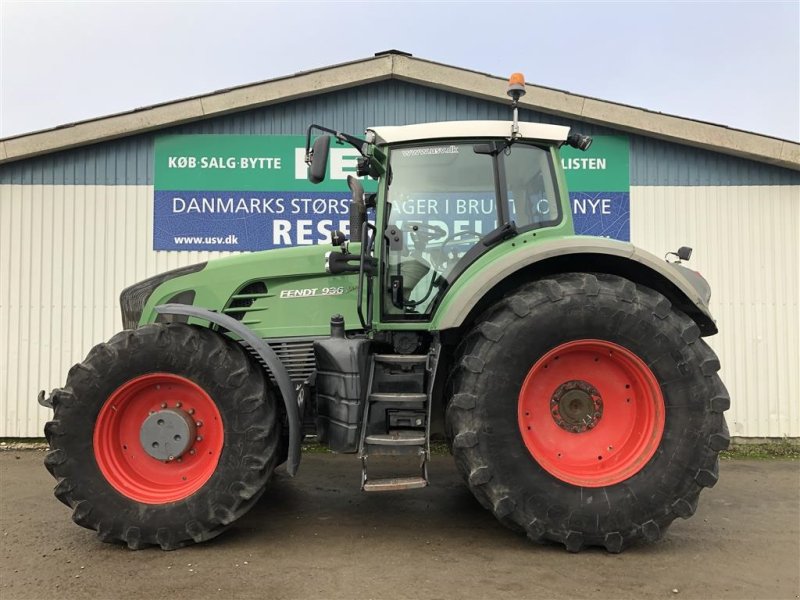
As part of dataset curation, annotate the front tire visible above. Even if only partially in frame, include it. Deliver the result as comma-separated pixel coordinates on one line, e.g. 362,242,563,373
44,323,281,550
446,273,730,552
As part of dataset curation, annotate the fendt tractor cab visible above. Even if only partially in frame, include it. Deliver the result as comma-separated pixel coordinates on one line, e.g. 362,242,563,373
40,74,729,553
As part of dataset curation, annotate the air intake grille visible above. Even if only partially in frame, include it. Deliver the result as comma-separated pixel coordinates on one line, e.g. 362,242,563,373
223,281,269,322
242,337,320,384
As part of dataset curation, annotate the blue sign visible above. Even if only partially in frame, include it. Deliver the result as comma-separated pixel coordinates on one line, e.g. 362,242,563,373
153,135,631,251
571,192,630,241
154,191,353,251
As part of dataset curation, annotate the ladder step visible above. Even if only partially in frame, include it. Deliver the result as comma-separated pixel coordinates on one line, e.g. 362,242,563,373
373,354,427,365
365,431,426,446
369,392,427,403
363,476,428,492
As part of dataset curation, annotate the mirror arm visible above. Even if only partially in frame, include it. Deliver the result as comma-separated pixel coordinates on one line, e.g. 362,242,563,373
305,124,367,164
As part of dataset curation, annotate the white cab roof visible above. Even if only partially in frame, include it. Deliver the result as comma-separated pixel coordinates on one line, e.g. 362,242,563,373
368,120,570,145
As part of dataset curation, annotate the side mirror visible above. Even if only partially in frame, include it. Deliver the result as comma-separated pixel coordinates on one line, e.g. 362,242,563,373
308,135,331,184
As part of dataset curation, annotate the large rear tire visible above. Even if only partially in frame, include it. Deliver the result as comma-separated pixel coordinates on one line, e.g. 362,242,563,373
446,273,730,552
44,323,281,550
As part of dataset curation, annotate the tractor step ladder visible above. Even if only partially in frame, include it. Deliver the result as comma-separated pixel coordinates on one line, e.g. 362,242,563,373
359,349,439,492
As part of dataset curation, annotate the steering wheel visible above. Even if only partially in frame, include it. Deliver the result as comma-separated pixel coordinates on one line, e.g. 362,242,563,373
404,221,447,243
433,229,482,271
402,221,447,257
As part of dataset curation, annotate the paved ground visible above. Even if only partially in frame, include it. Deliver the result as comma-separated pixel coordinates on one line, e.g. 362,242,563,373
1,451,798,600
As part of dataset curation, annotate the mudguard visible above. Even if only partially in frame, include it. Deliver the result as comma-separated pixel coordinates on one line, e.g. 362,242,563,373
432,236,717,335
155,304,302,476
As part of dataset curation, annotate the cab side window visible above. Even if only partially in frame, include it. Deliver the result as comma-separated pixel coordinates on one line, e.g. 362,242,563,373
504,145,560,230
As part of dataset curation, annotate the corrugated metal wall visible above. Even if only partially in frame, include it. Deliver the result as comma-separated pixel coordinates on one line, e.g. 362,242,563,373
0,184,221,436
1,79,798,437
2,182,798,438
630,185,799,438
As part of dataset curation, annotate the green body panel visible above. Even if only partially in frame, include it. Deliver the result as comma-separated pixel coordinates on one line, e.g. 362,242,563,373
140,245,361,338
428,230,577,331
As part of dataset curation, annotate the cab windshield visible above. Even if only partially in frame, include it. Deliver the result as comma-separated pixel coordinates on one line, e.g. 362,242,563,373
383,140,560,318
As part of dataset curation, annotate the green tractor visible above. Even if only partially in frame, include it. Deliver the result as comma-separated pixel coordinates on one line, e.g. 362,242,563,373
40,75,729,553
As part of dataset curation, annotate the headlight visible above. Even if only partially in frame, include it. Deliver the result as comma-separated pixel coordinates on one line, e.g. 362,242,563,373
119,263,206,329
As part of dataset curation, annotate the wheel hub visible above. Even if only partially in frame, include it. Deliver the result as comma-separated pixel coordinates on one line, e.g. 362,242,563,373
140,408,197,461
550,380,603,433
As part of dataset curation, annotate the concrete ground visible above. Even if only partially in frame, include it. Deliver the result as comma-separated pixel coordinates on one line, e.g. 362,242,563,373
1,451,798,600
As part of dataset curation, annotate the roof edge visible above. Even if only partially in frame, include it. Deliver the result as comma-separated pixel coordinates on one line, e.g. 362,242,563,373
1,52,798,171
0,54,393,165
391,55,800,171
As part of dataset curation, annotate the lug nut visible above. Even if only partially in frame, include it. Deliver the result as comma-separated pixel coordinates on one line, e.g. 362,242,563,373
189,449,196,455
161,402,167,409
175,402,182,408
196,421,202,427
196,435,203,442
188,409,195,415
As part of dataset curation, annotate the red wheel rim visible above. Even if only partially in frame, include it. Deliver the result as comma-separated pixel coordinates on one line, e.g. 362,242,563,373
518,340,665,487
93,373,224,504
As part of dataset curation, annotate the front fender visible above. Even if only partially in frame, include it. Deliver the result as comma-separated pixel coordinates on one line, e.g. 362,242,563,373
432,236,717,335
154,304,302,477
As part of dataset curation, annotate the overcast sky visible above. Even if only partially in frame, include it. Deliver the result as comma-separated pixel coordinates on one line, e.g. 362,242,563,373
1,1,798,141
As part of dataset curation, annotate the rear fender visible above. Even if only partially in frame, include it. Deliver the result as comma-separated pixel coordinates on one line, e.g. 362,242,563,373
432,237,717,336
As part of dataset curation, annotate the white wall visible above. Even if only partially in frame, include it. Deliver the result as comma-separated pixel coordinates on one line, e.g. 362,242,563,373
630,185,799,438
0,184,224,437
1,183,798,437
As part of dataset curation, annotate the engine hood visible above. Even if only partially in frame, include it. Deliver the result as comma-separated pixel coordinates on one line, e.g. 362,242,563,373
136,244,361,338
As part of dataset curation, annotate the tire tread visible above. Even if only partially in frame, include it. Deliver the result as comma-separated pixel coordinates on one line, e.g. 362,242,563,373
446,272,729,552
43,323,281,550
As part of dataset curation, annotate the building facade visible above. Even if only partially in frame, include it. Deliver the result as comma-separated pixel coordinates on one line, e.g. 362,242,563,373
1,52,798,438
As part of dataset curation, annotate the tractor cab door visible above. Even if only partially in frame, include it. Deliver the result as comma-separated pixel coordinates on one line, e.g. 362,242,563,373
381,141,499,319
379,140,562,321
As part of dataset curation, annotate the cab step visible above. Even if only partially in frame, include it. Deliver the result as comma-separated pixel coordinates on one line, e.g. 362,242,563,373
358,345,440,492
366,431,426,446
363,476,428,492
369,392,427,403
373,353,427,365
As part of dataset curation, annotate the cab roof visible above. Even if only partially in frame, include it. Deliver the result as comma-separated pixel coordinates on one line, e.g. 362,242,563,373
367,120,570,145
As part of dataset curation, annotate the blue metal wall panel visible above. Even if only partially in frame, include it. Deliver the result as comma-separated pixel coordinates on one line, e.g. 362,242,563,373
2,80,798,186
